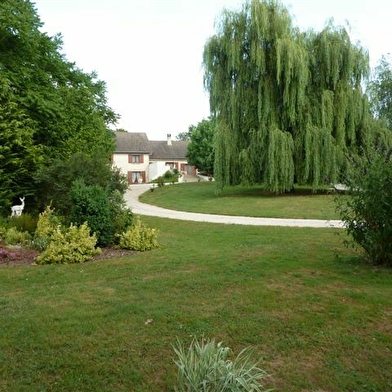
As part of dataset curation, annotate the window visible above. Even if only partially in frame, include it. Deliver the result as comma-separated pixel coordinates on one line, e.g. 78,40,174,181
127,171,146,184
132,171,141,183
128,154,144,164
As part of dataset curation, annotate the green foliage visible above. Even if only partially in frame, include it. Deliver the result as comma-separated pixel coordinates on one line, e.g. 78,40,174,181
0,80,43,211
204,0,375,193
69,180,132,247
70,180,114,247
33,205,62,251
337,150,392,266
173,337,270,392
34,152,127,215
176,130,192,141
368,56,392,129
164,170,173,179
7,214,38,235
186,118,215,176
153,171,180,185
118,217,159,251
35,222,100,265
3,227,32,246
109,189,134,239
0,0,118,211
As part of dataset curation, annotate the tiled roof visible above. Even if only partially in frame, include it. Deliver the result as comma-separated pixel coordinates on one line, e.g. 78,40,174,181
149,140,188,160
115,132,188,160
115,132,151,153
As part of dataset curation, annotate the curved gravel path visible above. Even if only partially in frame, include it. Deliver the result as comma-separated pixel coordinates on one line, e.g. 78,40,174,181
124,184,344,229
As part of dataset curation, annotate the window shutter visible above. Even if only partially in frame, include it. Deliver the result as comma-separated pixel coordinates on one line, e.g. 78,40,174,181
127,171,132,184
142,171,146,183
140,154,144,163
128,154,132,163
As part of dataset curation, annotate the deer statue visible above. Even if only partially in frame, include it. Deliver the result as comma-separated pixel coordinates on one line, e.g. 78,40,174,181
11,197,25,217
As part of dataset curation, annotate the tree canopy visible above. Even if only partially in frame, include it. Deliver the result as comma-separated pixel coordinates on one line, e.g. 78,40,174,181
203,0,386,193
368,56,392,130
0,0,118,213
186,118,215,176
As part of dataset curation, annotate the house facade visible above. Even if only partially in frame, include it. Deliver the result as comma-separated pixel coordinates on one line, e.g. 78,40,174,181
112,132,195,184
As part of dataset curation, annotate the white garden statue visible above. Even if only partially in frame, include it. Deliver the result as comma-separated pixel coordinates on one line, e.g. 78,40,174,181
11,196,25,217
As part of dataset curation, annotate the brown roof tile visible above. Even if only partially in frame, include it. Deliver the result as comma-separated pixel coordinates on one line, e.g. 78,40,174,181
115,132,188,160
115,132,150,153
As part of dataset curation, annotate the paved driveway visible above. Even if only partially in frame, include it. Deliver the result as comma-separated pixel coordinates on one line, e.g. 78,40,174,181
124,184,344,229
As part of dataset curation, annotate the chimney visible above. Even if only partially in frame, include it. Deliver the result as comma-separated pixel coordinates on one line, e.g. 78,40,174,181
167,133,172,146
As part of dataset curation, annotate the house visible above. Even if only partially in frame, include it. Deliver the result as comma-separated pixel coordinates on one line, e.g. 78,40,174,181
112,132,195,184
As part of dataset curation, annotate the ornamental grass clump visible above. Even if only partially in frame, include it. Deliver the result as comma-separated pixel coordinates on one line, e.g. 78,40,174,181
118,217,159,251
173,337,271,392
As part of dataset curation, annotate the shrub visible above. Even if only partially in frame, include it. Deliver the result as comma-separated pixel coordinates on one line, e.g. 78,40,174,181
164,170,173,179
337,151,392,266
34,152,128,215
70,180,133,247
35,222,100,265
109,189,134,242
4,227,32,246
70,180,115,246
173,337,270,392
0,248,20,263
118,217,159,251
7,214,38,235
33,205,62,251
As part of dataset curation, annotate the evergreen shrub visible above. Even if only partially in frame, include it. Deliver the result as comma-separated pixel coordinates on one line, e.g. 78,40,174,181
35,222,100,265
118,217,159,251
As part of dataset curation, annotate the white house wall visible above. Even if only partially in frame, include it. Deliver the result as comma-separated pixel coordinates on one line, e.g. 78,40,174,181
149,161,171,181
112,153,150,182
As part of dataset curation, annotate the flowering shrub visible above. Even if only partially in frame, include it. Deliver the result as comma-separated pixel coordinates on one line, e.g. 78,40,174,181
0,248,20,263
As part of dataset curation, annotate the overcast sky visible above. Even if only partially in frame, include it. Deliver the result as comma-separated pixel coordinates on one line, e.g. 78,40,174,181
33,0,391,140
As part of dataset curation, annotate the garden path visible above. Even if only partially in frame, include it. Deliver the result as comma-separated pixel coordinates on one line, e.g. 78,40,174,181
124,184,344,229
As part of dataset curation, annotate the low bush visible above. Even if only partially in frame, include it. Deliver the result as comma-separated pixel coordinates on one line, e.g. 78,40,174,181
3,227,32,246
153,170,180,185
7,214,38,235
118,217,159,251
173,337,270,392
35,222,100,265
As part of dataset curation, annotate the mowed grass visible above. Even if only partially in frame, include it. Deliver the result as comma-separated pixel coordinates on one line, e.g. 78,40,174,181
140,182,339,220
1,216,392,391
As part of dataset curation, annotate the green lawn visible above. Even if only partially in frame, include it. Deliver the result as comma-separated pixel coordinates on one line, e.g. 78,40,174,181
1,216,391,391
140,182,339,220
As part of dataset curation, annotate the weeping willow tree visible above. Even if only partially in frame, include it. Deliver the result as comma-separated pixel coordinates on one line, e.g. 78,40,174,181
203,0,371,193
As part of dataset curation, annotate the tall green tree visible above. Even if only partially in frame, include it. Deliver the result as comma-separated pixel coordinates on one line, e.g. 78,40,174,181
186,118,215,176
0,78,42,211
368,56,392,129
203,0,374,193
0,0,118,212
176,130,192,141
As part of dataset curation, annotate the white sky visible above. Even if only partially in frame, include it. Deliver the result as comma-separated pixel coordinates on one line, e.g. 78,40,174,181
33,0,391,140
